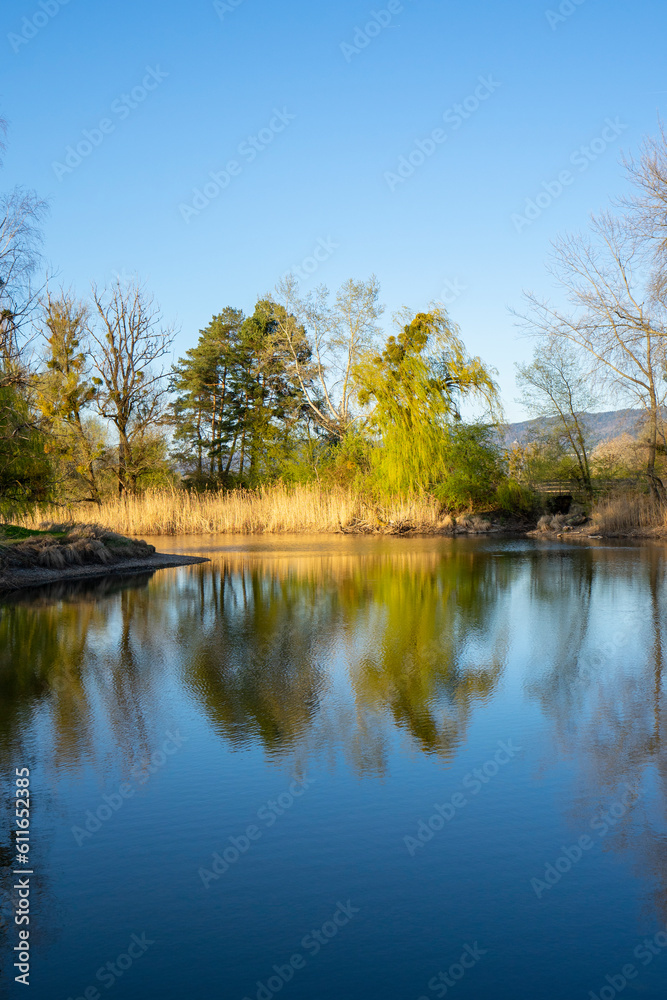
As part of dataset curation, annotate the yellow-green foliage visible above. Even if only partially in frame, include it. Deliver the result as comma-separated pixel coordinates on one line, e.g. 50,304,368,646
356,309,500,494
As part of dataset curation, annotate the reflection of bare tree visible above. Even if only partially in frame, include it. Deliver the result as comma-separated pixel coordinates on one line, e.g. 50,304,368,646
0,571,194,985
0,572,183,783
647,550,663,756
527,545,667,923
523,547,596,743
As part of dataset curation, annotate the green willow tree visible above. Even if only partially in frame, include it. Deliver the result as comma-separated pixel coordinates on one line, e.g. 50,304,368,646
356,308,501,497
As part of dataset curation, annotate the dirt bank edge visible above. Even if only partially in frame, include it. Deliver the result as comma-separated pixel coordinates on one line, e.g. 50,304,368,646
0,553,210,593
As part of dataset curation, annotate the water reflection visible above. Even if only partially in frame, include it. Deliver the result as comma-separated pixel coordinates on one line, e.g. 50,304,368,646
1,539,667,938
0,573,180,781
1,542,665,776
524,545,667,922
170,549,514,772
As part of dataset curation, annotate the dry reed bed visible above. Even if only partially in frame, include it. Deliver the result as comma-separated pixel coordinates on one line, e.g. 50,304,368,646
17,487,667,539
16,486,451,537
591,494,667,533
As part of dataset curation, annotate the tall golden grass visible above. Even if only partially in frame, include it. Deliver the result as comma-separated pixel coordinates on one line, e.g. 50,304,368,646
16,485,667,538
591,493,667,533
16,485,450,537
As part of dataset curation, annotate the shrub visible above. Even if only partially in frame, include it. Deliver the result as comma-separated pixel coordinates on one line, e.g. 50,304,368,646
495,479,540,516
431,424,504,512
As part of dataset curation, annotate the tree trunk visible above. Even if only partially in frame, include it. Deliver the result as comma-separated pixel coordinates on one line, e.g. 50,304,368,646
197,404,203,479
117,423,131,496
210,391,217,479
218,366,228,480
117,439,126,495
224,430,239,476
74,413,101,504
574,422,593,496
647,388,666,503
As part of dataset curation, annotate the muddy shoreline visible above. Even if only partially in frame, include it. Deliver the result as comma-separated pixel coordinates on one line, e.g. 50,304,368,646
0,552,209,593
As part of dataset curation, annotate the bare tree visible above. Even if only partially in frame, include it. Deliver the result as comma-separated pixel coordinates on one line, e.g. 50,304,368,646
515,336,597,494
0,118,51,510
91,281,175,494
0,120,48,378
621,121,667,300
0,189,47,367
273,274,384,439
517,211,667,500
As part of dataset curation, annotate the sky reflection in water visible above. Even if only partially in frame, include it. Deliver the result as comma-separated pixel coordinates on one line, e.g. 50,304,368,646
1,536,666,999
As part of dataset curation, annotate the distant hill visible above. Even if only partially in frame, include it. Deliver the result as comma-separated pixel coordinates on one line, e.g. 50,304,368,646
503,408,647,448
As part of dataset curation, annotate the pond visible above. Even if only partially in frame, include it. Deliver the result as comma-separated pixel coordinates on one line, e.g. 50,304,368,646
1,536,666,999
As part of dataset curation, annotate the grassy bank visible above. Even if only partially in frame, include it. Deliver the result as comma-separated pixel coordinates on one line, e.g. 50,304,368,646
14,485,479,537
0,523,156,570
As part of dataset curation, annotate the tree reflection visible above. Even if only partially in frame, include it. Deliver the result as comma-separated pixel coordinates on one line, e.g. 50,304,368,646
525,544,667,924
174,561,331,756
0,572,181,781
175,545,514,769
344,550,511,759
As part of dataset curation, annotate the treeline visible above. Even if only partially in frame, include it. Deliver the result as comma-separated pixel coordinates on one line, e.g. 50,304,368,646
1,102,520,515
1,265,516,512
4,114,667,517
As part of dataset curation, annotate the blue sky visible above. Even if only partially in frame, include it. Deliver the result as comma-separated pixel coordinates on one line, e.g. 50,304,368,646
2,0,666,419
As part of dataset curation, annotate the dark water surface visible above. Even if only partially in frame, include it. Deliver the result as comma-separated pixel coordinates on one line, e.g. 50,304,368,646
1,535,667,999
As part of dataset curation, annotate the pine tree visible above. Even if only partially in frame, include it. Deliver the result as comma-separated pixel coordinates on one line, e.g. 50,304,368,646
171,300,314,487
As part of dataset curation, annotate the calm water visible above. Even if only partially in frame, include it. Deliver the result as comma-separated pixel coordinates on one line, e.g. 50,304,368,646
1,536,667,999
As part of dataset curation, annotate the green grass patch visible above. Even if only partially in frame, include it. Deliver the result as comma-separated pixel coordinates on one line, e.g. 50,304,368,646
0,524,66,541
